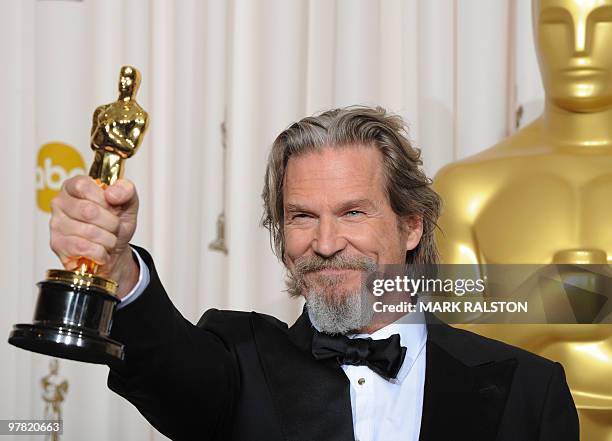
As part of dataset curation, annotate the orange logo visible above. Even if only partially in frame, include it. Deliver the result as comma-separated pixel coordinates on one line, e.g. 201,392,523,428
36,142,86,213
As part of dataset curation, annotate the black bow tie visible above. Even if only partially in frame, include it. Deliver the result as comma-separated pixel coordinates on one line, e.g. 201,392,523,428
311,330,407,380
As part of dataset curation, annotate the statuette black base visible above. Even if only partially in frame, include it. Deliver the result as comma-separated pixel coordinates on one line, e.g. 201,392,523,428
8,278,124,365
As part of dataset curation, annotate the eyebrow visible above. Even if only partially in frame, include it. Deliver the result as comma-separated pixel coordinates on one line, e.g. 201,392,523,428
285,198,378,213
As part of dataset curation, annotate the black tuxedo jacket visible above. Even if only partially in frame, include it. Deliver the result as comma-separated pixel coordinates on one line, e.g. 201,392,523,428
107,247,579,441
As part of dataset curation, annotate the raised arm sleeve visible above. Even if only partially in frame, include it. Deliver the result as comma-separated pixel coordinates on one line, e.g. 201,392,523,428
107,246,239,441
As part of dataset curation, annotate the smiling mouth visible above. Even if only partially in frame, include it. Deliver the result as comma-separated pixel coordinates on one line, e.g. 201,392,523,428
311,268,358,276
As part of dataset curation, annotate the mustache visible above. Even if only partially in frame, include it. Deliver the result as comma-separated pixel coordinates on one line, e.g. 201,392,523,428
293,254,377,276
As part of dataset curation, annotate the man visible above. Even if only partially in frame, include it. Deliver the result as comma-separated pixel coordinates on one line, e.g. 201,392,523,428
50,107,578,440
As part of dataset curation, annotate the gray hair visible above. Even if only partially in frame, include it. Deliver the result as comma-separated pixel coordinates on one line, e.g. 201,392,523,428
261,106,442,266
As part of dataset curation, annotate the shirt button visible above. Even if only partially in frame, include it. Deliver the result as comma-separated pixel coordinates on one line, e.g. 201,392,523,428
358,378,366,385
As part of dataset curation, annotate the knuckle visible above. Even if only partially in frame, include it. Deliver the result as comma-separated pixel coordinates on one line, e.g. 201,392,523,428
108,234,118,250
49,197,60,212
92,245,108,264
74,175,89,184
124,179,136,195
65,175,79,192
60,178,71,194
74,237,90,255
115,179,137,203
74,177,87,196
79,201,98,221
50,194,68,214
83,222,97,240
49,216,60,232
71,175,94,199
49,235,61,252
72,238,106,263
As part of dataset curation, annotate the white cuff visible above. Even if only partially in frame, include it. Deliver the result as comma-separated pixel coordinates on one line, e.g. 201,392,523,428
116,247,150,309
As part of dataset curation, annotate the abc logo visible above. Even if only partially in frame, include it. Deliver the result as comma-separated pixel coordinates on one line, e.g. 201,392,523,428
36,142,86,213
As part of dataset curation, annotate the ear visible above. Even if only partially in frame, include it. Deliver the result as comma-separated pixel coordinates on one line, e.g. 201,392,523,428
400,215,423,251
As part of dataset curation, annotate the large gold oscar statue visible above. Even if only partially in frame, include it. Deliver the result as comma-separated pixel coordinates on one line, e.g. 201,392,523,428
433,0,612,439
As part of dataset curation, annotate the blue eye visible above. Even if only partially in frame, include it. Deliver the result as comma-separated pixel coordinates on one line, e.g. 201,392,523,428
345,210,364,217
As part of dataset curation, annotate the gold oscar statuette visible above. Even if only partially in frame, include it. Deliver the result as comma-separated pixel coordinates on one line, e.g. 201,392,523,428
8,66,149,365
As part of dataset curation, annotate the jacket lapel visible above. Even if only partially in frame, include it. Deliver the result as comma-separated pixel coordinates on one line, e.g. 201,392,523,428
419,314,518,441
251,310,355,441
252,309,516,441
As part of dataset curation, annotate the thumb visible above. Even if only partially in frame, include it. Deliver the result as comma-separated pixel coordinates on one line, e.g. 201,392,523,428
105,179,137,207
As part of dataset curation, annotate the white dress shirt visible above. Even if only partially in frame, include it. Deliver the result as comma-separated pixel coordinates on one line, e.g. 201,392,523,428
116,247,149,309
120,249,427,441
309,309,427,441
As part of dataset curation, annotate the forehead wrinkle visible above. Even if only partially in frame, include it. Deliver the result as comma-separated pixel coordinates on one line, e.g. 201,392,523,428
282,144,388,213
286,174,375,196
284,147,383,188
284,171,383,209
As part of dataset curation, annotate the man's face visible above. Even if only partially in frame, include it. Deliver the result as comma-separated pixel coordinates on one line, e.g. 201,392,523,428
282,144,422,303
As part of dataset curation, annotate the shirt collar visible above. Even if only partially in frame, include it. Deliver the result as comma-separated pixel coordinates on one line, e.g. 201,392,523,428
348,311,427,384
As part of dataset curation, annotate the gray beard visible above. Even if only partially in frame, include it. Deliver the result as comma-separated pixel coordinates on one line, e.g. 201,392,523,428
285,253,378,335
304,285,374,335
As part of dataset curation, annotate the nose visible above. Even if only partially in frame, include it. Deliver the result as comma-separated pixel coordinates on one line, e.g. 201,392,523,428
312,215,347,258
572,15,589,55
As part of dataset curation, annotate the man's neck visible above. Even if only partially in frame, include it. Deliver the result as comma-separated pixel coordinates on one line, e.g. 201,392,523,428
356,311,408,335
542,100,612,148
